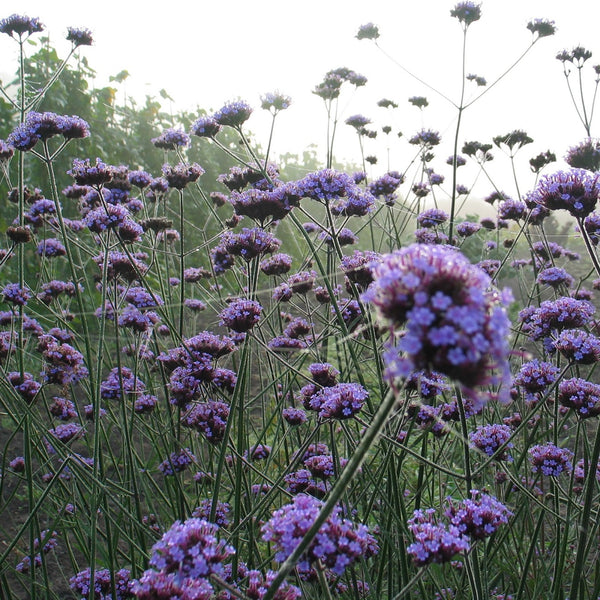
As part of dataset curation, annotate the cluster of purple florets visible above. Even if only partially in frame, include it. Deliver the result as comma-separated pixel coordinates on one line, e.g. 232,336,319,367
8,111,89,151
261,493,378,576
364,244,511,401
469,423,514,461
529,443,573,476
131,517,235,598
70,567,133,599
558,377,600,417
408,490,510,566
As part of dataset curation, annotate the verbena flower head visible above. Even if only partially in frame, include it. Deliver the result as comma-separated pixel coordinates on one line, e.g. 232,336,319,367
558,377,600,418
190,115,222,138
450,2,482,26
66,26,93,46
529,443,573,476
565,138,600,171
151,128,190,150
161,162,204,189
307,382,368,419
514,359,560,402
0,14,44,38
417,208,449,228
407,508,470,566
530,169,600,218
213,100,253,128
469,424,514,461
262,493,377,575
409,129,441,147
527,18,556,38
70,567,132,599
356,22,380,40
536,267,574,289
158,448,196,475
261,91,292,113
554,329,600,364
219,298,262,333
363,244,511,400
146,517,234,580
69,157,112,186
445,490,512,540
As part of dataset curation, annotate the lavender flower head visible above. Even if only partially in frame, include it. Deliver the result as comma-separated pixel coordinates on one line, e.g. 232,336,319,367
530,169,600,218
307,382,368,419
0,14,44,38
363,244,512,401
558,377,600,417
469,424,514,461
445,490,512,540
261,494,377,576
213,100,253,128
407,508,470,566
66,26,93,46
529,443,573,476
220,298,262,333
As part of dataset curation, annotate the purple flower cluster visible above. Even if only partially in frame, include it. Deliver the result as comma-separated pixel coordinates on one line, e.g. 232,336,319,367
158,448,196,476
445,490,513,540
529,169,600,218
213,100,253,128
151,128,190,150
8,111,89,151
558,377,600,417
219,298,262,333
132,517,234,598
100,366,146,400
554,329,600,364
306,382,368,419
192,499,231,528
70,568,133,600
364,244,511,400
183,400,230,443
536,267,574,289
261,493,377,576
417,208,449,228
469,424,514,461
407,508,470,566
513,359,560,402
529,443,573,476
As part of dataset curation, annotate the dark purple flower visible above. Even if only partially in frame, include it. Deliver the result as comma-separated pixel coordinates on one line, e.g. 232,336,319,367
70,568,132,600
261,91,292,113
261,253,293,276
565,138,600,171
190,115,222,138
469,424,513,460
417,208,449,228
69,158,112,186
183,400,230,443
446,490,512,540
262,494,377,575
407,508,470,566
307,382,368,419
536,267,574,288
554,329,600,364
100,366,146,400
531,169,600,218
161,162,204,189
456,221,481,237
158,448,196,475
151,128,190,150
450,2,482,26
2,282,31,306
282,407,308,426
529,443,573,476
66,26,93,46
558,377,600,417
409,129,441,147
527,18,556,38
0,14,44,38
213,100,253,128
192,500,231,528
363,244,511,398
219,298,262,333
514,359,559,402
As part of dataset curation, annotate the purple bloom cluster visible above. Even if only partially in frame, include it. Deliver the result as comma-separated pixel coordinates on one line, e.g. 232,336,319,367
558,377,600,417
445,490,513,540
158,448,196,476
151,128,190,150
407,508,470,566
529,169,600,218
220,298,262,333
183,400,230,443
8,111,89,151
213,100,253,128
221,227,281,260
190,115,222,138
417,208,449,228
364,244,511,399
513,359,560,402
536,267,574,288
261,493,377,576
70,568,133,599
282,407,308,426
306,382,368,419
529,443,573,476
456,221,481,237
132,517,234,598
161,162,204,189
0,14,44,38
192,500,231,528
554,329,600,364
100,367,146,400
469,424,514,461
518,297,595,341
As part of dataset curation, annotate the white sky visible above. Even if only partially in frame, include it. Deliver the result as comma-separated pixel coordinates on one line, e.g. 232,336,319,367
5,0,600,204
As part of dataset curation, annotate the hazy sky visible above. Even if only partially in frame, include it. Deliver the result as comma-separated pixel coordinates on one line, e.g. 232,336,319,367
5,0,600,202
